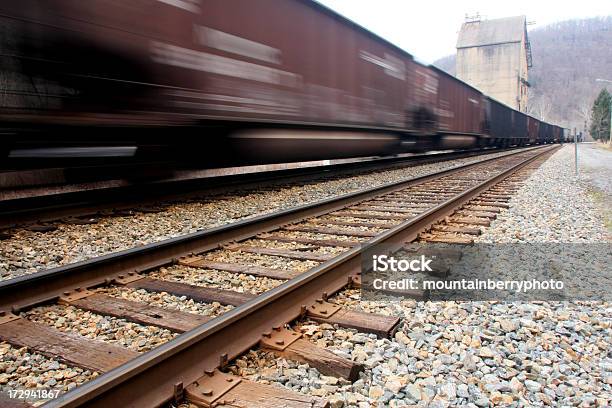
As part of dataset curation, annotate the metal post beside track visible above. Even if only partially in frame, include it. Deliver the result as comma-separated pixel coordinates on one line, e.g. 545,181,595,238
574,128,579,178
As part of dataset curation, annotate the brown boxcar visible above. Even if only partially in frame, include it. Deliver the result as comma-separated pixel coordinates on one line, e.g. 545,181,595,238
428,66,484,136
512,110,528,144
527,115,540,144
485,97,512,141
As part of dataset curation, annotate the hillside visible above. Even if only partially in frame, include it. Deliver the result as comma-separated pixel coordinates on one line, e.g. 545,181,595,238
433,16,612,133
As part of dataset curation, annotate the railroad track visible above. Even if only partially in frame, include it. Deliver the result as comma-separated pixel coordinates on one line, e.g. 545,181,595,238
0,145,559,407
0,146,526,230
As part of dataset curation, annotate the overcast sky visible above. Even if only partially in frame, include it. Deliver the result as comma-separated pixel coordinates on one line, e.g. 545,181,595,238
316,0,611,64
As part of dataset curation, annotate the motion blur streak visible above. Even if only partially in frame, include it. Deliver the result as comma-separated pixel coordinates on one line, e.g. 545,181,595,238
9,147,138,158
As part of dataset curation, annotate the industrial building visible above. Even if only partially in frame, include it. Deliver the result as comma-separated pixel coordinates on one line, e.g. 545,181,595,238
456,15,532,112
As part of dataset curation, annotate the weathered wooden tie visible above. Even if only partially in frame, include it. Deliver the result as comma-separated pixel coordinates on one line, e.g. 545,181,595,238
314,219,395,229
186,370,328,407
126,277,255,306
463,205,501,213
257,233,360,248
304,300,400,338
0,315,137,372
284,225,378,237
352,205,415,214
329,211,406,221
456,210,498,219
179,257,299,280
447,216,491,227
431,225,481,235
224,244,333,262
60,291,211,333
419,234,473,244
480,193,512,199
470,200,510,208
258,327,362,381
377,198,441,204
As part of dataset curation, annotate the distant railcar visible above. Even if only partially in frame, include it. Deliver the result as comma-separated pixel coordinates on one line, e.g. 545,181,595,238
512,111,528,146
552,126,563,143
485,97,513,145
538,123,553,143
527,116,540,144
426,66,484,149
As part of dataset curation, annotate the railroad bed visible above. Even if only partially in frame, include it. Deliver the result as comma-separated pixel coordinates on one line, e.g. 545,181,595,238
0,146,560,407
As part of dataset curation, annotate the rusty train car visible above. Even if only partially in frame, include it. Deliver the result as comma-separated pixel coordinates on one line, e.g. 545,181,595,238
0,0,562,168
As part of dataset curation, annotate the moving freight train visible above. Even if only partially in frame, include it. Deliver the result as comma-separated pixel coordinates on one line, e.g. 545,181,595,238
0,0,564,167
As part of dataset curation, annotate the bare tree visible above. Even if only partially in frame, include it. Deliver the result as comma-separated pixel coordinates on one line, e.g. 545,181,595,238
528,94,553,122
575,98,592,135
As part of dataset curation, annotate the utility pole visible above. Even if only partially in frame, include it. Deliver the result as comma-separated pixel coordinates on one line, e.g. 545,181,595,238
595,78,612,144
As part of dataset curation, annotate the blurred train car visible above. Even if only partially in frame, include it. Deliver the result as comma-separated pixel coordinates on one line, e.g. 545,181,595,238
0,0,562,170
0,0,413,166
423,66,485,150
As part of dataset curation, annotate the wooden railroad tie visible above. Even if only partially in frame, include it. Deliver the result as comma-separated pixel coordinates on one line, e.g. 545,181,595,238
0,312,137,373
419,233,474,245
447,216,491,227
463,205,501,213
284,225,379,237
312,219,395,229
126,277,255,306
185,369,328,408
470,200,510,208
431,225,481,235
257,233,360,248
224,244,333,262
352,205,416,214
330,211,406,221
258,326,363,381
455,210,498,219
179,257,301,280
58,290,212,333
304,299,400,338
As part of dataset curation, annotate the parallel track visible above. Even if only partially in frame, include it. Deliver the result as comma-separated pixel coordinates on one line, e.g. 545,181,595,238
0,145,559,407
0,146,531,229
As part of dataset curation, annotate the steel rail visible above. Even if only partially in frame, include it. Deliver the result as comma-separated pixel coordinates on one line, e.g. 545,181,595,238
0,146,548,313
44,145,558,407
